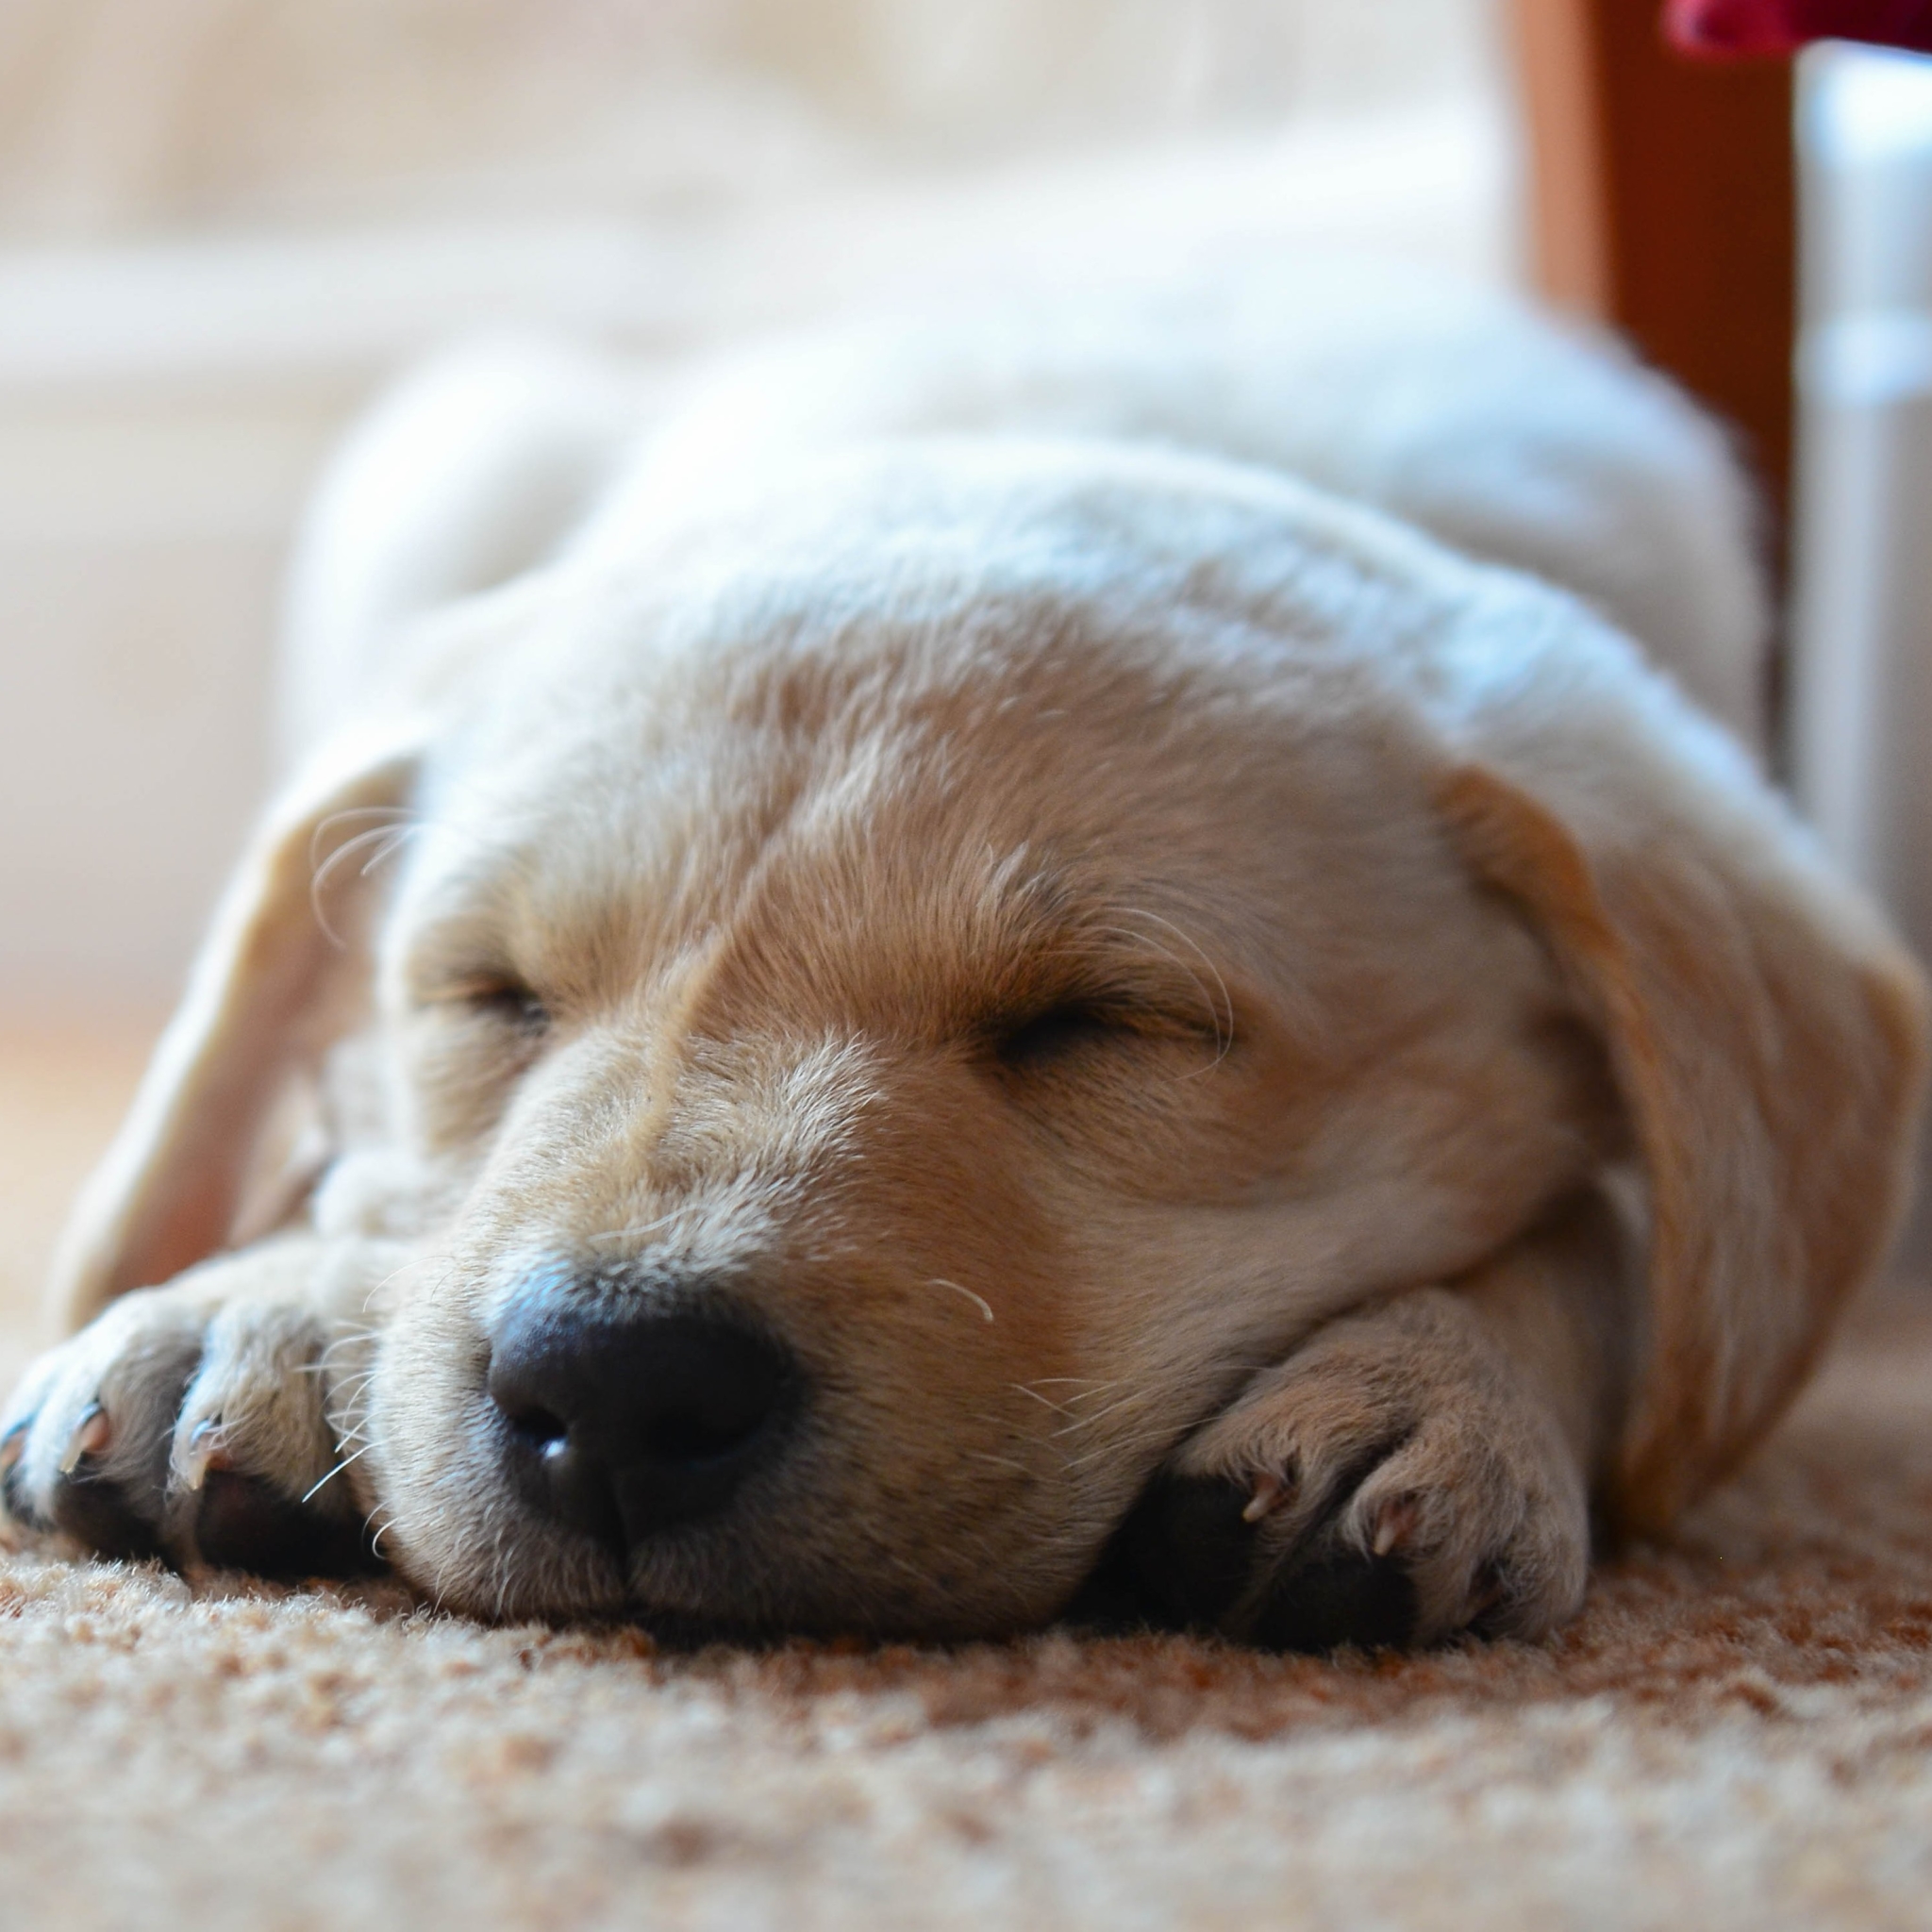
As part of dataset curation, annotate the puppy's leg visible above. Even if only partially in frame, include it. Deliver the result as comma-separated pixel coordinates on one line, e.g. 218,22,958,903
0,1235,401,1575
1126,1189,1632,1649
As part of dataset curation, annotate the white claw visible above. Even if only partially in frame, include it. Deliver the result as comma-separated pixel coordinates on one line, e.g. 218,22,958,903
1372,1497,1420,1558
58,1405,110,1475
1242,1471,1291,1523
175,1419,231,1493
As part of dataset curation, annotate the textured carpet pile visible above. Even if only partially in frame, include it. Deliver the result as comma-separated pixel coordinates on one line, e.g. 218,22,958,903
1,1021,1929,1929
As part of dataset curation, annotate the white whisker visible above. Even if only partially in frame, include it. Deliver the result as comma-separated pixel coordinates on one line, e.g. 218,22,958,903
300,1441,373,1505
1010,1383,1072,1415
308,822,423,947
1054,1390,1148,1437
1097,907,1235,1075
587,1212,679,1247
929,1277,995,1324
362,1256,458,1315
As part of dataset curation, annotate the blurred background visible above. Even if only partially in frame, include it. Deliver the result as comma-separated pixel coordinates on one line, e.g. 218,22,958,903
0,0,1513,1008
4,1,1932,1320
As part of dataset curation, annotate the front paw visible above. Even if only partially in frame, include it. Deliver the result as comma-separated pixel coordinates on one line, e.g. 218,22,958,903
0,1242,383,1577
1123,1289,1589,1650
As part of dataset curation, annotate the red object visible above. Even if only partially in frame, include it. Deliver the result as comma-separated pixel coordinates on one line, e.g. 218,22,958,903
1666,0,1932,53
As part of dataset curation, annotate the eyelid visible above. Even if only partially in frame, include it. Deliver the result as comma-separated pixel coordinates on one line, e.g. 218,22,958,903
419,973,551,1026
990,990,1210,1068
1041,975,1222,1030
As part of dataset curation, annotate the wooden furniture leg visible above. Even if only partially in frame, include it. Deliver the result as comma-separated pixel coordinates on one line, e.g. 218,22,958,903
1509,0,1797,525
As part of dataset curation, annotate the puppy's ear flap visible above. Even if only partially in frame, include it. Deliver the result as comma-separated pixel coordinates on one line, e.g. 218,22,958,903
50,725,425,1329
1439,691,1927,1531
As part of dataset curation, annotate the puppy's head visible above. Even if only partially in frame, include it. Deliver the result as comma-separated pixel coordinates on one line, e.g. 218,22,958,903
56,444,1925,1631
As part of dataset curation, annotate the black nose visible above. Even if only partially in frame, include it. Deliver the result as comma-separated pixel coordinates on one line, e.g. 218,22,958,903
486,1286,800,1554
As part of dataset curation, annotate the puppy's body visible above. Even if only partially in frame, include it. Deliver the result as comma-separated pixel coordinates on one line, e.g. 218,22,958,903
4,256,1921,1646
291,258,1766,756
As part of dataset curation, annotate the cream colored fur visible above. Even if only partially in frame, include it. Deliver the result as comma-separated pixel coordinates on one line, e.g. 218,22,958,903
3,254,1923,1644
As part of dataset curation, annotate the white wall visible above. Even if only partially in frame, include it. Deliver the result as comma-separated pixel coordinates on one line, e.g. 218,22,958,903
0,380,334,996
1792,48,1932,935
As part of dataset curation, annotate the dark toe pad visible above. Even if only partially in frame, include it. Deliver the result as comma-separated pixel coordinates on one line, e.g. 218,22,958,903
195,1470,382,1579
1119,1471,1419,1652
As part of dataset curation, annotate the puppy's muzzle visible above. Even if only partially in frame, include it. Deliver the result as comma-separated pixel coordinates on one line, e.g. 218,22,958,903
487,1282,801,1557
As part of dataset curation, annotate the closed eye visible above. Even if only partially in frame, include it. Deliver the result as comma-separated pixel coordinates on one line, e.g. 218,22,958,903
990,994,1231,1074
440,978,552,1035
993,1002,1125,1070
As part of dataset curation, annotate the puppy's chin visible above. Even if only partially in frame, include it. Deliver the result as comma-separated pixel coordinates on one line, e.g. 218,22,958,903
375,1475,1096,1639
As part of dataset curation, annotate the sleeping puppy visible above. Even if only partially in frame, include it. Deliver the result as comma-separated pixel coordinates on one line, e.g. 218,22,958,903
2,257,1924,1647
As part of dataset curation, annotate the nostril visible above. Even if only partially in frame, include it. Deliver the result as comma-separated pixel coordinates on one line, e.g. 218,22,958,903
497,1399,569,1452
486,1293,802,1548
636,1336,787,1466
641,1393,769,1466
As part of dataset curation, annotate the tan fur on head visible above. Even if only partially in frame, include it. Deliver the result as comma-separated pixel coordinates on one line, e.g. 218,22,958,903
9,261,1924,1641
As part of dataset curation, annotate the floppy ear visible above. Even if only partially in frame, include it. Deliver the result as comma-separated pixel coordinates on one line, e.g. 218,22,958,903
1433,613,1928,1533
50,724,425,1331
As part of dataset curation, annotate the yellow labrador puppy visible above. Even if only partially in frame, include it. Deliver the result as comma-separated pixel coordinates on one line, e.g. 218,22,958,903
3,258,1924,1647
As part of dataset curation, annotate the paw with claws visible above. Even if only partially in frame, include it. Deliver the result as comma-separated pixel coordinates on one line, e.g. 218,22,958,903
0,1239,391,1577
1123,1287,1590,1650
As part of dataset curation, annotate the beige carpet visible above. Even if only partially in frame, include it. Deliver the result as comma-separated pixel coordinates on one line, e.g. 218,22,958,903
2,1021,1930,1930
